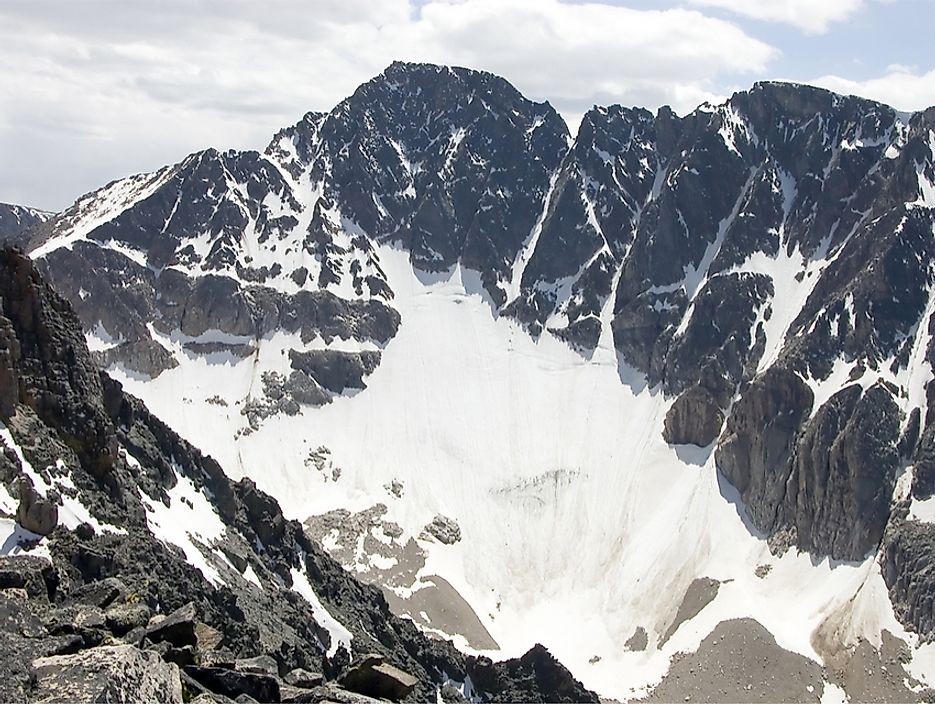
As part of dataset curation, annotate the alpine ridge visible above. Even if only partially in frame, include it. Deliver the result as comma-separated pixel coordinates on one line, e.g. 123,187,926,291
10,61,935,700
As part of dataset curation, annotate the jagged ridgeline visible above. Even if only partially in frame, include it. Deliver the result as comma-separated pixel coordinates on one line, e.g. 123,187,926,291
4,61,935,701
0,247,596,702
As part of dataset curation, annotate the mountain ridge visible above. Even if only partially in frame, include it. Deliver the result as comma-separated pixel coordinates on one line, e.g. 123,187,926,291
11,61,935,700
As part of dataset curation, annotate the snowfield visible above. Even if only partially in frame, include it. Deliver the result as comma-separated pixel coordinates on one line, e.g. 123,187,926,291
107,245,928,700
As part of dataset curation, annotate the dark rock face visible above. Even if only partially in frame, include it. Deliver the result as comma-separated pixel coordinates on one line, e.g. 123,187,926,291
882,518,935,636
288,350,381,394
788,383,900,560
274,61,569,303
715,367,813,532
718,374,902,561
663,385,724,447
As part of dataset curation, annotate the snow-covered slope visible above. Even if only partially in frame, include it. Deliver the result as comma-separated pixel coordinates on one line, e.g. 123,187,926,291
26,63,935,700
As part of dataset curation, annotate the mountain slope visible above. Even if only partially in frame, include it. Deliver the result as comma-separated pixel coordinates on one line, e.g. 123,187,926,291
26,63,935,700
0,246,596,703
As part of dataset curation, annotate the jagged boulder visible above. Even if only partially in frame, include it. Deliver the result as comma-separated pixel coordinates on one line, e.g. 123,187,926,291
422,515,462,545
184,665,280,703
104,602,151,636
146,601,198,647
63,577,127,609
468,644,601,703
338,653,418,702
31,645,183,703
0,555,58,601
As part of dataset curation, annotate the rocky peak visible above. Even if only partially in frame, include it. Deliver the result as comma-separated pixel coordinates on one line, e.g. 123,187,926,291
0,202,53,249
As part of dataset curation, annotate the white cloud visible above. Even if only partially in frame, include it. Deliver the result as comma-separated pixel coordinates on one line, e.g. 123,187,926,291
809,66,935,113
0,0,776,210
689,0,864,34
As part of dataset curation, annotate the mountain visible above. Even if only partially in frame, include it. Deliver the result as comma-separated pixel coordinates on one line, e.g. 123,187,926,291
0,246,596,703
0,202,53,248
22,62,935,700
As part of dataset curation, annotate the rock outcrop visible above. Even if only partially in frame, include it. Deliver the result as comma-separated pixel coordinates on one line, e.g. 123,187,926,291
31,645,183,704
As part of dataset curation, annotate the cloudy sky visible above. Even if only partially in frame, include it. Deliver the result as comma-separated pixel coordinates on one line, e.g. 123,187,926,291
1,0,933,211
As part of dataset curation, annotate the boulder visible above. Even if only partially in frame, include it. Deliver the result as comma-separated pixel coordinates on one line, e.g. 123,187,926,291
0,590,46,638
64,577,127,609
422,514,461,545
31,644,182,703
0,555,58,601
184,665,280,703
339,653,418,702
15,477,58,535
284,668,324,688
303,683,386,703
201,648,237,669
146,601,198,647
104,602,151,635
196,621,224,651
44,604,107,646
235,654,279,676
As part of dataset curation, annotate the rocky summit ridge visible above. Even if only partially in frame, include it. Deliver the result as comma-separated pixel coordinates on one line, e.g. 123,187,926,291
5,61,935,701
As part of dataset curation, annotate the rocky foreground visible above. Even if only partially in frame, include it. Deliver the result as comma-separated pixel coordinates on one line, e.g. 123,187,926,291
0,246,597,703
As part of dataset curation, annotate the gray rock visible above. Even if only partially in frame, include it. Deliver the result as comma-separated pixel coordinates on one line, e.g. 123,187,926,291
200,648,237,669
339,653,418,702
284,667,324,688
235,654,279,676
184,665,280,703
302,683,386,703
64,577,126,609
788,383,901,560
31,644,183,703
15,476,58,535
44,604,106,634
146,601,198,647
882,518,935,636
0,590,46,638
104,601,151,635
422,515,462,545
288,350,381,395
191,694,237,704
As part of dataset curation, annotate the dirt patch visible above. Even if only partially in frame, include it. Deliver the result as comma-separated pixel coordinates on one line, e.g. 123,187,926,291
642,618,824,703
660,577,720,646
382,575,499,650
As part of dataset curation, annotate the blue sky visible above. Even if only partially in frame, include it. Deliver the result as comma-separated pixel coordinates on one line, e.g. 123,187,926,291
1,0,933,211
